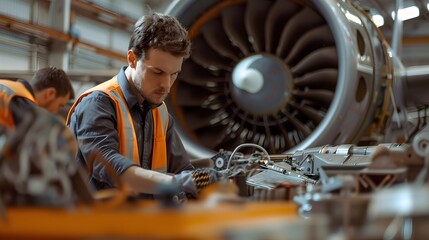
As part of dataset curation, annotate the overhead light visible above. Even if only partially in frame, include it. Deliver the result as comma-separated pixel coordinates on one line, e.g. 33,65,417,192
391,6,420,21
427,3,429,11
372,14,384,27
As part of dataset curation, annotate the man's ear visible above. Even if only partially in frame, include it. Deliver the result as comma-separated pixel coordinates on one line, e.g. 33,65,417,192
45,87,56,99
127,50,137,68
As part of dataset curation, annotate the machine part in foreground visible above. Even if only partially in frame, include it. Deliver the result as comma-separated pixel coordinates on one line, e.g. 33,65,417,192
0,107,93,218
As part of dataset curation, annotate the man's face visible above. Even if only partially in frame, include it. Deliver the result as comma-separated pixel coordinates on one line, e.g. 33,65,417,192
132,48,183,105
37,89,70,113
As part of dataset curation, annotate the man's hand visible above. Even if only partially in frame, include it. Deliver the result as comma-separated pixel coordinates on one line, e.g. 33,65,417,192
173,168,223,199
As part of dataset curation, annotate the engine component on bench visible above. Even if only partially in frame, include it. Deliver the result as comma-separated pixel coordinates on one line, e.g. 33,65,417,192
216,140,424,203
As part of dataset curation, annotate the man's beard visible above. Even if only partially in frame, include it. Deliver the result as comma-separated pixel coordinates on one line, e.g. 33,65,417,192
39,98,56,113
144,91,168,106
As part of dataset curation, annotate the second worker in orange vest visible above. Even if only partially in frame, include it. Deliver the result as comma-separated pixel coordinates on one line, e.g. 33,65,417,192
0,67,74,129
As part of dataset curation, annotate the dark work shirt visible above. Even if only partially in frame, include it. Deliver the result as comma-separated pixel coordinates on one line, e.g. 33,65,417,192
10,97,36,127
68,66,193,189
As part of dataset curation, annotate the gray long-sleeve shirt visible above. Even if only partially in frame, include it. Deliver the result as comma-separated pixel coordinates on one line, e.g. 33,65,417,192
67,67,193,189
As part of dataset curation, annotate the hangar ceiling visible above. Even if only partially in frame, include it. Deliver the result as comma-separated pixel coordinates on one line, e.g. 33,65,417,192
355,0,429,34
354,0,429,65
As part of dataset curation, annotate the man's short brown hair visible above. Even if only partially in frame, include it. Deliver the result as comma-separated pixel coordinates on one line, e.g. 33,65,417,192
128,12,191,61
31,67,75,99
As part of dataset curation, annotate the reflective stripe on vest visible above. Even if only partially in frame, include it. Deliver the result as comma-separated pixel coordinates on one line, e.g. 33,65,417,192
0,80,36,129
151,101,169,172
66,76,169,173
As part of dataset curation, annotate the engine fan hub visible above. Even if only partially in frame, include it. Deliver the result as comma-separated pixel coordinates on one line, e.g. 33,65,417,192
231,54,292,116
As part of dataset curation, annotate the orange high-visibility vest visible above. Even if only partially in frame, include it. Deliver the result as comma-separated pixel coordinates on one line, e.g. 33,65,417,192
66,76,169,173
0,80,37,129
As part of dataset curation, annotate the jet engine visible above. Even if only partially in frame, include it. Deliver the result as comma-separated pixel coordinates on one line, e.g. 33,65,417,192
165,0,412,159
